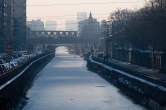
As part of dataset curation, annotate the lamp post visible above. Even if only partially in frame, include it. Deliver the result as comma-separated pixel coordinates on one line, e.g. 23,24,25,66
109,34,113,60
106,20,113,61
103,22,109,62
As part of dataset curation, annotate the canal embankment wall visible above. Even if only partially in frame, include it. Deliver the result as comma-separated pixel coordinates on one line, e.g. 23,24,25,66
87,58,166,110
0,52,55,109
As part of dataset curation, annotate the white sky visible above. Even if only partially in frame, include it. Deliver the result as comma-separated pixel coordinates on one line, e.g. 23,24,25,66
27,0,146,30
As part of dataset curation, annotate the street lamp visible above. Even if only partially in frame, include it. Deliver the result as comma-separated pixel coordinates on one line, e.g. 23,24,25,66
106,20,113,61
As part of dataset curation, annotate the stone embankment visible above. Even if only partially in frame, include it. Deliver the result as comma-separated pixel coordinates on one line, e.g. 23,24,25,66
0,51,55,109
87,57,166,110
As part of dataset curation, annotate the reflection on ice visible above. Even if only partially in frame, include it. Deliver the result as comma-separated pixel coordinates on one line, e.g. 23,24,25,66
54,60,85,68
56,46,69,54
54,47,86,68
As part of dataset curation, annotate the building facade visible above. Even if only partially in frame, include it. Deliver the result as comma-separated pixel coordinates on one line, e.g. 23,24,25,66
27,19,45,31
0,0,4,52
0,0,14,53
13,0,27,50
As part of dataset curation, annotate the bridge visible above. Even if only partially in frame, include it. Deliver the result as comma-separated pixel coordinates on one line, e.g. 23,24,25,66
28,30,79,44
30,30,77,38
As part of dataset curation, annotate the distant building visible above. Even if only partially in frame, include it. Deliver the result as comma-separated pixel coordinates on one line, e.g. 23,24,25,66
77,12,88,22
27,19,45,31
45,21,56,31
13,0,27,50
65,20,77,31
0,0,5,51
78,12,100,39
0,0,14,52
78,12,100,52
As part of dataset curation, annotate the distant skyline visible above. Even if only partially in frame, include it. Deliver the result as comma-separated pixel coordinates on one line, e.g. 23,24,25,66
27,0,146,30
45,21,57,30
77,12,88,22
65,20,77,31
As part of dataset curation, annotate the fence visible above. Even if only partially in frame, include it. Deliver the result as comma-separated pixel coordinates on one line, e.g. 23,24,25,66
112,48,166,72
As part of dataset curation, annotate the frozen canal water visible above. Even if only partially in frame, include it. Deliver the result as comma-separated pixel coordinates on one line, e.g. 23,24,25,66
23,47,146,110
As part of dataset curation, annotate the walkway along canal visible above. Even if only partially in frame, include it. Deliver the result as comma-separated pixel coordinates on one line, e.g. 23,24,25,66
22,46,146,110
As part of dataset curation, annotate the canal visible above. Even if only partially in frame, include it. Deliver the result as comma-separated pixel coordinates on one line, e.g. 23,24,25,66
22,46,147,110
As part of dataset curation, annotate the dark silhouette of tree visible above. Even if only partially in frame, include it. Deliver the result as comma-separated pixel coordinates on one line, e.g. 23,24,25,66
109,3,166,51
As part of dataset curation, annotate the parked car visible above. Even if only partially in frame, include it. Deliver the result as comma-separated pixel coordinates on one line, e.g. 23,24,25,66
0,59,6,64
0,65,4,75
3,63,11,71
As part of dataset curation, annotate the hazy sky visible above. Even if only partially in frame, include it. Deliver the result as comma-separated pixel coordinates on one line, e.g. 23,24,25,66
27,0,146,30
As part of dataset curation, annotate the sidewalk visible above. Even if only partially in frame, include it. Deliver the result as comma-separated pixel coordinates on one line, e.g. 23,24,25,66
111,59,166,82
92,57,166,86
